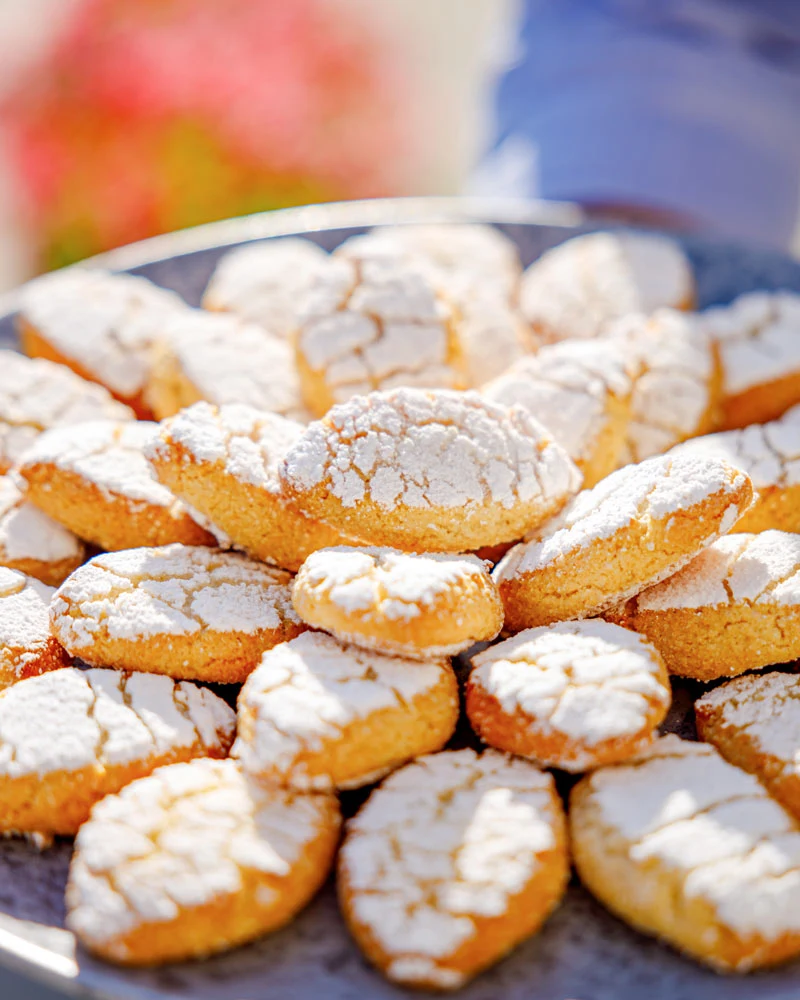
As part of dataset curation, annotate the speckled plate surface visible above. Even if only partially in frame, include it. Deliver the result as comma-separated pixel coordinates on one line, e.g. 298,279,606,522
2,197,800,1000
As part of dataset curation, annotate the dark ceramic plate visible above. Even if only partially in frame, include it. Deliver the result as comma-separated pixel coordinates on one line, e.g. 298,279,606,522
2,197,800,1000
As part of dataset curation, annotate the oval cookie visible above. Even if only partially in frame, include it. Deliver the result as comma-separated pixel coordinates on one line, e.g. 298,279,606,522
0,666,234,835
494,452,753,630
466,620,670,772
50,544,305,684
235,631,459,791
66,757,340,965
0,568,69,690
291,546,503,658
18,420,214,551
338,748,569,990
610,531,800,681
571,735,800,972
279,388,582,552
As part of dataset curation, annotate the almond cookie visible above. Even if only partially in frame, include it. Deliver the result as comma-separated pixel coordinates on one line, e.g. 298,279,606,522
466,620,670,772
0,666,234,836
571,735,800,972
520,231,694,344
50,544,304,684
0,350,133,473
494,452,753,631
701,290,800,429
235,631,459,791
145,309,309,422
146,402,357,571
202,236,333,338
0,475,84,585
482,340,633,487
291,546,503,658
280,388,582,553
696,672,800,820
0,568,69,690
338,748,568,990
17,268,186,417
17,420,214,551
67,757,340,965
610,531,800,681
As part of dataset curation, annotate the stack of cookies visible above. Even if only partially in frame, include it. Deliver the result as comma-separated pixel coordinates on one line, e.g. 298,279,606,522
3,224,800,988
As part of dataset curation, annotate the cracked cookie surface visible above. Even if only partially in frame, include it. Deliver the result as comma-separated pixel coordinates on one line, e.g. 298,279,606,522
338,747,568,990
0,567,69,690
51,544,305,683
66,757,340,964
0,666,235,835
494,452,753,630
279,387,582,552
234,631,459,790
570,735,800,971
291,545,503,658
466,620,670,772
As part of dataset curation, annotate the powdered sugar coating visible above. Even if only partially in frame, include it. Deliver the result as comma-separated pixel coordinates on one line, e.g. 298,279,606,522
0,568,57,677
0,475,83,564
19,268,186,397
700,290,800,395
340,748,562,989
51,544,298,647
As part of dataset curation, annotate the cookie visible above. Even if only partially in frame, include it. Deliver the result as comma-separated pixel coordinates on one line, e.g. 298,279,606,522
700,290,800,429
338,748,569,990
673,404,800,533
0,568,69,690
146,402,357,571
609,308,721,463
609,531,800,681
482,339,633,487
202,237,333,339
17,420,215,551
234,631,459,791
696,671,800,820
291,546,503,658
466,620,670,772
494,452,753,631
0,349,133,473
50,544,305,684
0,666,234,836
17,268,186,417
571,735,800,972
0,475,84,585
279,388,582,553
520,231,694,344
145,309,310,422
66,758,340,965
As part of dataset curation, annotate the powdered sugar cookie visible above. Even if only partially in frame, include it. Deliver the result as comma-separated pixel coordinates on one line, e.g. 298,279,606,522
338,748,568,990
0,475,84,585
67,758,340,965
696,671,800,820
0,568,69,690
50,545,305,684
571,735,800,972
701,290,800,429
145,309,310,422
202,237,333,339
495,452,753,631
280,388,581,553
18,420,214,551
482,340,633,487
520,231,694,344
466,620,670,772
0,350,133,473
17,268,186,417
0,666,234,836
235,631,458,791
291,546,503,658
610,531,800,681
146,402,357,571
